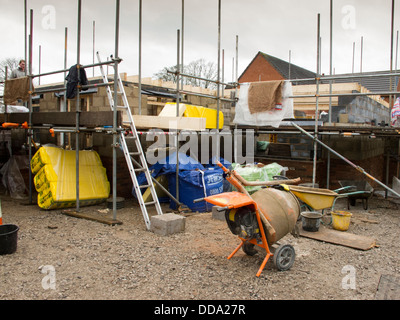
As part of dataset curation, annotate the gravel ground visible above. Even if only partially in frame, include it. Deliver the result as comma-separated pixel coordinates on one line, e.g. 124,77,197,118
0,191,399,301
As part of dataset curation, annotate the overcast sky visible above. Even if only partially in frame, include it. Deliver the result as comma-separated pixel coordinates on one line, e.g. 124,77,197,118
1,0,399,85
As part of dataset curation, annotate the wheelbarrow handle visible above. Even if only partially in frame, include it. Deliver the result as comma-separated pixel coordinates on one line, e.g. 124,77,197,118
334,186,356,193
336,190,367,198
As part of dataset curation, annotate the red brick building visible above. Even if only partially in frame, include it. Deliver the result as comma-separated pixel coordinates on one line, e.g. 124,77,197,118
238,51,316,84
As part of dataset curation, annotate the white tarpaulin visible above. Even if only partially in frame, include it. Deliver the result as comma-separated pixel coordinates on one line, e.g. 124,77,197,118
234,80,294,128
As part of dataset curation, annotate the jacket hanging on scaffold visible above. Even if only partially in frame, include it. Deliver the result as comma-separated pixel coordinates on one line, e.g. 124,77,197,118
65,64,88,99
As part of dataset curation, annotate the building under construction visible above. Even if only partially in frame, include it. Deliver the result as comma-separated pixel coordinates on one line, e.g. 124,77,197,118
1,0,400,231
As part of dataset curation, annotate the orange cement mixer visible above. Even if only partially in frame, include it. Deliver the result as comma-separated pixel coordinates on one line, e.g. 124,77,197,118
200,161,301,277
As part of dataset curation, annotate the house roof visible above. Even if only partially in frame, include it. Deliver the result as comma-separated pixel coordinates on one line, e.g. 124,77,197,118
321,70,399,94
238,51,316,83
260,52,316,81
238,51,399,95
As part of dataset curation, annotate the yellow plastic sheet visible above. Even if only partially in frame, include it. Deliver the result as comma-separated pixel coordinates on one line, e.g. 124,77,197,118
31,146,110,210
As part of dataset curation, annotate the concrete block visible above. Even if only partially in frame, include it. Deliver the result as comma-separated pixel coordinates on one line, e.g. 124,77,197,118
151,213,186,236
212,206,226,221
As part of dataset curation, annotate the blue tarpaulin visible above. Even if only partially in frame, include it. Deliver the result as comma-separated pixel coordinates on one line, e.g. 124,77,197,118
134,152,227,212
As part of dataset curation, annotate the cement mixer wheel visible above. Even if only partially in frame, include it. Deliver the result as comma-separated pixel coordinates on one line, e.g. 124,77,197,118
273,244,295,271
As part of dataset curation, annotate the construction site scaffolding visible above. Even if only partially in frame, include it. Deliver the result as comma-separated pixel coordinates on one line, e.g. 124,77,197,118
18,0,122,219
284,1,400,199
3,0,400,221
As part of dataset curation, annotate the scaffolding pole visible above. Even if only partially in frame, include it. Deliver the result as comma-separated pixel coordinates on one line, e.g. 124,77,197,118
61,27,68,147
138,0,142,115
292,122,400,199
28,9,33,204
75,0,82,212
112,0,120,220
176,29,180,203
216,0,221,160
313,13,321,187
286,71,400,85
327,0,333,188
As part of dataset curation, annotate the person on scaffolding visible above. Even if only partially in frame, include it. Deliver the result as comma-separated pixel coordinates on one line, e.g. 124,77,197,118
10,59,26,79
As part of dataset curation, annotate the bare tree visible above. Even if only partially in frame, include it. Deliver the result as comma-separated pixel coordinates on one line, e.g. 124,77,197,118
153,65,179,84
154,58,218,89
0,58,20,82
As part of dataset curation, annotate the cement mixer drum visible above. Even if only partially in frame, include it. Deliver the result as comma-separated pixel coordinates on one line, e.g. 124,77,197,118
251,187,301,245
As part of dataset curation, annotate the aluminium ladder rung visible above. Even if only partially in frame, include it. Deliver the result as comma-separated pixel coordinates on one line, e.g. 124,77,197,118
124,136,138,140
129,151,142,156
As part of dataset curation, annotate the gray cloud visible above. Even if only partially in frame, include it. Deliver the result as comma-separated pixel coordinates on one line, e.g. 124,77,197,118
0,0,398,85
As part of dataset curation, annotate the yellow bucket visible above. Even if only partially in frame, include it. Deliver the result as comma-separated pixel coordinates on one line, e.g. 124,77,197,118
331,211,352,231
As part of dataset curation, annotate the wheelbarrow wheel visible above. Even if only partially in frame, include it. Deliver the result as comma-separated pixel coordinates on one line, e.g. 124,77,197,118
242,242,257,256
273,244,295,271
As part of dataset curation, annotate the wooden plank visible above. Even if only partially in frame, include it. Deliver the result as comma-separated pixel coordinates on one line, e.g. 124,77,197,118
142,175,169,203
375,275,400,300
298,225,376,251
292,83,361,95
61,210,123,225
158,103,186,117
123,114,206,130
0,111,122,127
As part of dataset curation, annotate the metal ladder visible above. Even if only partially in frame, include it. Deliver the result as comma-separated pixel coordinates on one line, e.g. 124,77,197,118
97,53,163,230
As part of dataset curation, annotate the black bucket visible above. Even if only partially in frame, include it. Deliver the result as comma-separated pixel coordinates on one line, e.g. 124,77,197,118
301,212,322,232
0,224,19,255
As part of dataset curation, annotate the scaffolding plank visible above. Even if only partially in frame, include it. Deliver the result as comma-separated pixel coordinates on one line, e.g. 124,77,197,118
61,209,123,225
298,225,377,251
0,111,122,127
123,114,206,130
375,274,400,300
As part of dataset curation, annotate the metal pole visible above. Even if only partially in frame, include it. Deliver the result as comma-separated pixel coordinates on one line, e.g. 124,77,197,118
24,0,27,76
327,0,333,188
216,0,221,159
61,27,68,147
396,30,399,71
75,0,81,212
4,66,8,120
181,0,184,90
28,9,33,204
291,90,400,99
222,49,225,101
232,57,234,83
138,0,142,115
360,36,363,73
93,21,95,78
31,59,118,79
313,13,321,187
112,0,120,220
287,71,400,84
291,122,400,199
234,35,239,163
38,45,41,85
176,29,180,202
389,0,395,114
396,30,399,94
169,70,233,87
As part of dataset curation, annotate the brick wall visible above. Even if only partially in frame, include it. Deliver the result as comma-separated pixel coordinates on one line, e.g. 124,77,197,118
239,54,284,83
